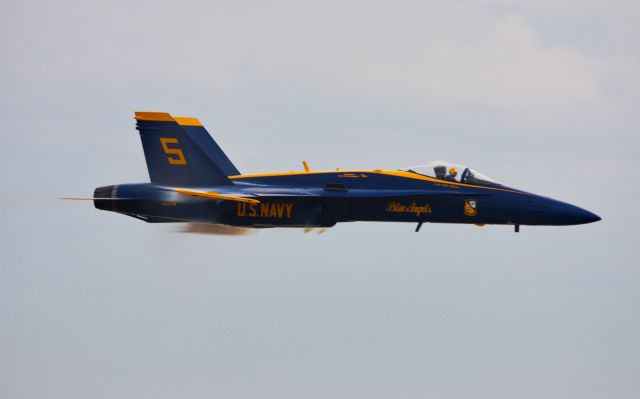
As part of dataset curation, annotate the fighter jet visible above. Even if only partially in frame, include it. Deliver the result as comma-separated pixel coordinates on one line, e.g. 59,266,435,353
65,112,601,232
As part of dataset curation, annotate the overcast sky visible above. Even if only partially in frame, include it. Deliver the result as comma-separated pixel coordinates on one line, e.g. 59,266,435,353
1,1,639,398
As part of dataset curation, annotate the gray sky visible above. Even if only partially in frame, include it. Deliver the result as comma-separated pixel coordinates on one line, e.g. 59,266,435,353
1,1,639,398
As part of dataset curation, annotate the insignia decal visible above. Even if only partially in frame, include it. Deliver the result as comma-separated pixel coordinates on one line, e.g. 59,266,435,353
386,201,432,217
464,199,478,216
237,202,293,219
159,137,187,165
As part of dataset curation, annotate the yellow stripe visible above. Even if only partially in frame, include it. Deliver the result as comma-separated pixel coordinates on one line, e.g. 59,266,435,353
134,112,204,126
230,170,326,179
174,116,203,126
134,111,175,122
230,169,525,194
376,170,523,193
175,189,260,204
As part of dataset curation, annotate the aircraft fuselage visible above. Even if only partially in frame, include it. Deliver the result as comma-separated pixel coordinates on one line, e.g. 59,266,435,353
93,169,600,230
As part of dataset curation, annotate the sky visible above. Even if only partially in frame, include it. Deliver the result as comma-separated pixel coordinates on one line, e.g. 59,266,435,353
1,1,639,398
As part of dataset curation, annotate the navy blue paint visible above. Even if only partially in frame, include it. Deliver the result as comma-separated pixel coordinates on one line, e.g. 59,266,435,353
136,120,231,187
180,124,240,176
93,117,601,230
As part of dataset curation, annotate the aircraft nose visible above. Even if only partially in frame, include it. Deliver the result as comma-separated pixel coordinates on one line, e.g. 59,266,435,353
568,206,601,224
539,198,601,225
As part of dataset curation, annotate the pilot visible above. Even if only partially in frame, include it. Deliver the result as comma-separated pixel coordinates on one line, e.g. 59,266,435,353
445,167,458,181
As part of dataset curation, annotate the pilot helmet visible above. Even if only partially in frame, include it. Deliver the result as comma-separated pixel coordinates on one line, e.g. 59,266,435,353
449,167,458,175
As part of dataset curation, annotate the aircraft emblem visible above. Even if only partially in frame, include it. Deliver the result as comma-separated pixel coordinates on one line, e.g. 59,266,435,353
464,199,478,216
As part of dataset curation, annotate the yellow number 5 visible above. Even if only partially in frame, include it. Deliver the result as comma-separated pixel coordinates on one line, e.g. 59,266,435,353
159,137,187,165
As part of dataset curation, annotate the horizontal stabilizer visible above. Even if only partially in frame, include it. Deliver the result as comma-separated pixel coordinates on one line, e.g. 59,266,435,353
175,189,260,204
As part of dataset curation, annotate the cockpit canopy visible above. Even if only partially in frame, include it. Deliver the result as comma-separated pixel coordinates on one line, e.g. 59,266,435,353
402,162,498,185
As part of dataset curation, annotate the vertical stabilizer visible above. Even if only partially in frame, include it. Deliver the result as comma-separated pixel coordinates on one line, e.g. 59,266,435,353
175,116,240,176
135,112,234,187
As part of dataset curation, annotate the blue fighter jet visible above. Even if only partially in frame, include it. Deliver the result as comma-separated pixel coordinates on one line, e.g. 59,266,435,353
66,112,600,232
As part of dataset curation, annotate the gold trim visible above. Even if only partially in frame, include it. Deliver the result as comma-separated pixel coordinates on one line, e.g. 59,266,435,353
134,111,174,122
174,116,203,126
175,189,260,204
230,170,524,194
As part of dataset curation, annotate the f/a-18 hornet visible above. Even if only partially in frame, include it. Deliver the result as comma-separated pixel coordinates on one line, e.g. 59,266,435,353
67,112,600,232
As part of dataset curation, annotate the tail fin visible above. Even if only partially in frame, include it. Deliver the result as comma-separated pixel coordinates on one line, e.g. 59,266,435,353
135,112,239,187
176,117,240,176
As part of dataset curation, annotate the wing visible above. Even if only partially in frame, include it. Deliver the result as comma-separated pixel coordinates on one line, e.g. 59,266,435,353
244,188,489,198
